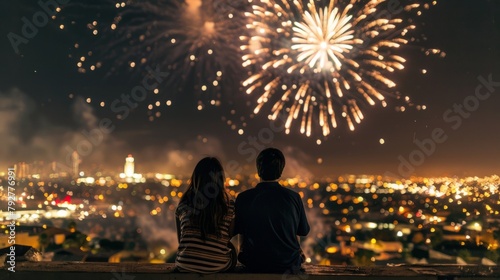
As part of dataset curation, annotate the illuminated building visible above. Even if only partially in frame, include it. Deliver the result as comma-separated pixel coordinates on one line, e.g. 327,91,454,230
119,154,143,183
124,154,135,177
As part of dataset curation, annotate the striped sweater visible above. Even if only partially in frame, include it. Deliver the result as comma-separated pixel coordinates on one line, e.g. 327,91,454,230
175,199,235,273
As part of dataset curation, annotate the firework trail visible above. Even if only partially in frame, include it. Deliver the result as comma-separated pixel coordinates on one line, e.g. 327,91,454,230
241,0,443,137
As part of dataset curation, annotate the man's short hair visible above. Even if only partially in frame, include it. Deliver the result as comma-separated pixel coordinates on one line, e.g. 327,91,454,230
256,148,285,181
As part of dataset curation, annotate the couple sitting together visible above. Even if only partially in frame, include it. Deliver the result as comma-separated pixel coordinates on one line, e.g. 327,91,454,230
175,148,310,274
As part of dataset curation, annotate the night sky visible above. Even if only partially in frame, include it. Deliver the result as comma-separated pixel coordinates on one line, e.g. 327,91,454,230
1,0,499,178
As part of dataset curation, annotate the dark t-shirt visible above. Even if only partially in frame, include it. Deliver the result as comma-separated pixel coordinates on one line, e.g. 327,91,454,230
234,181,310,272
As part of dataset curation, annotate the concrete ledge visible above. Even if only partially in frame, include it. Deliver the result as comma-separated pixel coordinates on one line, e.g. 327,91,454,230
1,262,500,280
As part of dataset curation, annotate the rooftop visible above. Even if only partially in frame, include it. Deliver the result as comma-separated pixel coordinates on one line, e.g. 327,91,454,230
2,263,500,280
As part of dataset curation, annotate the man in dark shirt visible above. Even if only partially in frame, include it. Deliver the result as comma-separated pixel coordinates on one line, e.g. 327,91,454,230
234,148,310,273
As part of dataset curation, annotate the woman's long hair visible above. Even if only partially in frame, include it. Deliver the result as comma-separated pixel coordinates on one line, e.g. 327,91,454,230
179,157,229,240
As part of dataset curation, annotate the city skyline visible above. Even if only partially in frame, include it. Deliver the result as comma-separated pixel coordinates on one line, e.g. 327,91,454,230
1,166,499,265
1,0,499,178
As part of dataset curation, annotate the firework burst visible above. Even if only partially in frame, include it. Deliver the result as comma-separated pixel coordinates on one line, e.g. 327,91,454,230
141,0,248,108
241,0,440,137
64,0,247,111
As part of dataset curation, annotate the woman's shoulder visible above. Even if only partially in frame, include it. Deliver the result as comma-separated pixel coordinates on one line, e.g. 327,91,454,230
175,200,193,217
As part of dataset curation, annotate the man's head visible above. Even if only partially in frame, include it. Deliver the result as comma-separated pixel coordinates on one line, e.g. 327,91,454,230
256,148,285,181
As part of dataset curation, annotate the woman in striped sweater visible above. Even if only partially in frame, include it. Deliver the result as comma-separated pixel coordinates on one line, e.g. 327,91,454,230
175,157,236,273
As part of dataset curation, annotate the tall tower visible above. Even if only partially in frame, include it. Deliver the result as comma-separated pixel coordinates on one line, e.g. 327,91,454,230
71,151,80,178
124,154,135,177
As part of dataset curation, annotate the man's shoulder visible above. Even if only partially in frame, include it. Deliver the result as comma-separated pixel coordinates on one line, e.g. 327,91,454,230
273,183,300,197
235,187,256,203
236,182,300,200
